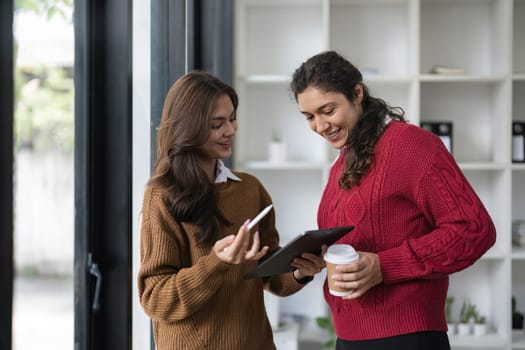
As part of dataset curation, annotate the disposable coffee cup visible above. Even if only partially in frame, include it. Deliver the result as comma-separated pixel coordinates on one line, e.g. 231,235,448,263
324,244,359,297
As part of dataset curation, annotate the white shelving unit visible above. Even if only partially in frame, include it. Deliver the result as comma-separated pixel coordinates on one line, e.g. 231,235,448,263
234,0,525,349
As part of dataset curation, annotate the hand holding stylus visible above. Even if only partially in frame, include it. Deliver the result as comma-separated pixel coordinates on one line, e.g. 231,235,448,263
214,205,273,263
247,204,273,231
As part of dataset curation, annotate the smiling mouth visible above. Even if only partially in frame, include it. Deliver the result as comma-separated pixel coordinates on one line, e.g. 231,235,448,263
324,129,340,141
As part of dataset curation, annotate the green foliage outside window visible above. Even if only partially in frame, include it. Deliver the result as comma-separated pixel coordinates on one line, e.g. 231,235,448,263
14,0,74,153
15,0,73,21
15,66,74,152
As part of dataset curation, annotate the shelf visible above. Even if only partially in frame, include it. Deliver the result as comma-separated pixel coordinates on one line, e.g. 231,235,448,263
459,162,507,171
363,75,414,83
514,82,525,138
234,1,521,348
449,333,506,349
241,0,321,6
330,0,412,76
236,0,324,76
235,83,327,164
482,249,509,260
449,260,509,337
512,260,525,348
421,82,507,164
514,0,525,75
512,247,525,260
513,330,525,349
241,160,326,170
419,75,506,83
420,0,507,76
238,75,290,84
513,174,525,239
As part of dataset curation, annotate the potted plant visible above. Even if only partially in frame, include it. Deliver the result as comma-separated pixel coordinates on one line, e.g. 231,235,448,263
267,129,287,163
445,296,456,335
458,300,476,335
513,296,524,330
316,315,336,349
473,314,487,336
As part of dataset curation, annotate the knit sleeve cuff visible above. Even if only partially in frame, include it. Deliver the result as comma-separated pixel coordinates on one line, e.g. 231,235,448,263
265,271,310,296
294,274,314,285
280,272,309,293
377,246,416,283
200,250,231,276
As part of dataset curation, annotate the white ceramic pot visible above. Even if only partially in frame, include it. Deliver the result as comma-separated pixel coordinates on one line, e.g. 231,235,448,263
457,323,471,336
447,323,457,336
474,323,487,336
268,142,287,163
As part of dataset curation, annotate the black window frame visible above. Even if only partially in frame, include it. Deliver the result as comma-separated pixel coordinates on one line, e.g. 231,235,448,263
0,1,14,347
74,1,133,349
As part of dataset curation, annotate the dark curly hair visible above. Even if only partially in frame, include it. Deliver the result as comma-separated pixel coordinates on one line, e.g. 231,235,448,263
290,51,406,189
149,71,237,247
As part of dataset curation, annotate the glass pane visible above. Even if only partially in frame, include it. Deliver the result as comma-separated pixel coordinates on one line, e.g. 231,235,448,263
12,1,74,349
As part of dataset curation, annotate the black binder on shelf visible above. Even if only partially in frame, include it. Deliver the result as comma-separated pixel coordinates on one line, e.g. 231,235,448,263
420,121,453,154
512,121,525,163
244,225,354,279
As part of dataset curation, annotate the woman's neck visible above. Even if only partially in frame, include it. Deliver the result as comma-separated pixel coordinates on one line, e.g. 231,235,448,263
200,158,217,182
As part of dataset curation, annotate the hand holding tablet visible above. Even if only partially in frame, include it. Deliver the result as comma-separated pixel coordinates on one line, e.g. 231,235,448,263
244,225,354,279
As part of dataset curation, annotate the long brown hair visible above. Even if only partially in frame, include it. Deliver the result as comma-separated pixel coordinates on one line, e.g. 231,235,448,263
149,71,238,246
290,51,405,189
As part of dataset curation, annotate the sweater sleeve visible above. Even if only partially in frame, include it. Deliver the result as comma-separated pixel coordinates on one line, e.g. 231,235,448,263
378,143,496,283
137,189,231,322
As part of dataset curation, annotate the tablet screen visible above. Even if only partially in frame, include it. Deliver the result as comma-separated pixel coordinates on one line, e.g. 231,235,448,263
244,225,354,279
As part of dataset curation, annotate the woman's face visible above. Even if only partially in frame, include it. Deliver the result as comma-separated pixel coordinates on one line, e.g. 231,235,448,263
199,93,238,161
297,85,362,149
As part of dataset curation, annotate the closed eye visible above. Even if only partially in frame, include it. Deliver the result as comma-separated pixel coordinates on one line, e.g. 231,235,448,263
302,113,314,121
211,111,237,129
323,108,335,116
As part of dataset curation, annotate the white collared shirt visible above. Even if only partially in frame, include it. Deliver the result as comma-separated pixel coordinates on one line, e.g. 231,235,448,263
215,160,241,183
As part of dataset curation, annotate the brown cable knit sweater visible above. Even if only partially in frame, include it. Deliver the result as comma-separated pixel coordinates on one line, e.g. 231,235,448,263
138,171,308,349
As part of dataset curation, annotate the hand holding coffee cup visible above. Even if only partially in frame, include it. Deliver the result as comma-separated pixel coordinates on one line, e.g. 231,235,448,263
324,244,359,297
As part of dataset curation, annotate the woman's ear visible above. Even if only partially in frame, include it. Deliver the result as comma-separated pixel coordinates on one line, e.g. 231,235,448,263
354,84,364,105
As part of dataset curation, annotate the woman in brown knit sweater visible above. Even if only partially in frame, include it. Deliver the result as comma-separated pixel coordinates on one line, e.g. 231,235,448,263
137,71,325,349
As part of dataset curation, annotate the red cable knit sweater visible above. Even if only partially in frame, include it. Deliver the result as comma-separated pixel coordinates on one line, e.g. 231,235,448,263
318,121,496,341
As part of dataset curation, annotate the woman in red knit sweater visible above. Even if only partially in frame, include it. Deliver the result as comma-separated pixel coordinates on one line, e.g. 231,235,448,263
290,51,496,350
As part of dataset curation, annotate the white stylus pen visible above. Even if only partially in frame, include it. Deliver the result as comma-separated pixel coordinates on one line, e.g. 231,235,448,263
247,204,273,231
223,204,273,252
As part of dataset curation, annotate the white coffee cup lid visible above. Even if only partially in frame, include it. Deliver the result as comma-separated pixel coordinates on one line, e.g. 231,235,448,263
324,244,359,264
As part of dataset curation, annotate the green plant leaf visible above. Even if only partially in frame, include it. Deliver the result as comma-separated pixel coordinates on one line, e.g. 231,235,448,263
323,338,336,347
316,317,330,329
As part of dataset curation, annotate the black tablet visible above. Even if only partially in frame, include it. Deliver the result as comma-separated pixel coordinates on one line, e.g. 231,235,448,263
244,225,354,279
